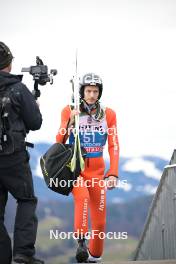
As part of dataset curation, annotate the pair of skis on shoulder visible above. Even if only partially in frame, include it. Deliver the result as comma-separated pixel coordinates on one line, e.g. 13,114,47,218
70,50,85,173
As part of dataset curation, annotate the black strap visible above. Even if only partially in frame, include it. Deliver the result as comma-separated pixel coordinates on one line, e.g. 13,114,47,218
80,99,102,122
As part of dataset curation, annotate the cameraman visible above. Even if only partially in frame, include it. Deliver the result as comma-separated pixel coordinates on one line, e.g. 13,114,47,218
0,42,44,264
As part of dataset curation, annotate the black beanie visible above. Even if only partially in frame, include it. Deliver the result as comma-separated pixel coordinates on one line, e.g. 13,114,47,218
0,42,13,70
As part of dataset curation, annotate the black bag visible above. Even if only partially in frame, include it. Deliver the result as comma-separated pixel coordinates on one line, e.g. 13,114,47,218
0,86,26,155
40,143,87,196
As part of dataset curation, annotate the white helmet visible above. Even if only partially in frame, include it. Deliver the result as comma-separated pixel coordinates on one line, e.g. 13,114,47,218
79,73,103,99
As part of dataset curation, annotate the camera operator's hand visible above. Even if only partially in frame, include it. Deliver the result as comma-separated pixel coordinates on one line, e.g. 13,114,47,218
68,109,80,127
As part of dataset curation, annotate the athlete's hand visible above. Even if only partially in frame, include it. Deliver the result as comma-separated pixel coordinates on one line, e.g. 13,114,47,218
105,176,118,190
69,109,80,127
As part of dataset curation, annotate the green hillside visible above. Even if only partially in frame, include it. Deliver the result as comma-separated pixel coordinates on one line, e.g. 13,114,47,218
35,215,138,263
6,195,152,263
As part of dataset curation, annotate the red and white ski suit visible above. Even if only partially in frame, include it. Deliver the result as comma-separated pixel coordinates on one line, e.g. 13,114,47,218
56,105,119,257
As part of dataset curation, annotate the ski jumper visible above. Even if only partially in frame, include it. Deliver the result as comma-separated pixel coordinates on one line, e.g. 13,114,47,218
56,104,119,257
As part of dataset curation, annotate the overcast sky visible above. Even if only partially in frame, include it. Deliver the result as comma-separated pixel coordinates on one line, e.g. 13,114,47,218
1,0,176,160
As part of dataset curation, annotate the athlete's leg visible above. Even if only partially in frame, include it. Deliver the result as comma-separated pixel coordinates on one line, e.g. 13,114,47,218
84,157,106,258
72,176,90,262
72,176,90,236
88,175,106,258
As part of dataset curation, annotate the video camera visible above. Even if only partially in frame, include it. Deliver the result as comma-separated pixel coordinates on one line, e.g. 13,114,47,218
21,56,57,99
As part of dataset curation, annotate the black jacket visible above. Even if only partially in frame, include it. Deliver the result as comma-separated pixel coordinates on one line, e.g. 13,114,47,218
0,71,42,166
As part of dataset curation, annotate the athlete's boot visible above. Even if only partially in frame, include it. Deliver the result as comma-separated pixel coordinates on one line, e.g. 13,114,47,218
76,237,89,263
86,251,102,263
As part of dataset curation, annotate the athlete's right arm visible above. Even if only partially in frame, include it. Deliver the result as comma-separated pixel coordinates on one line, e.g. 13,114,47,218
56,105,71,143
